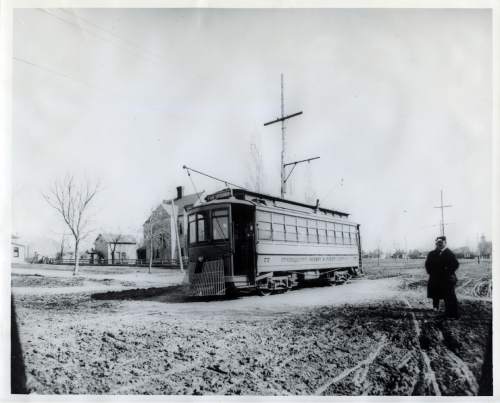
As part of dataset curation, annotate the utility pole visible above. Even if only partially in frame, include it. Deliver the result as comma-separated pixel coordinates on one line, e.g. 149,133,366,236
264,74,318,198
434,189,452,237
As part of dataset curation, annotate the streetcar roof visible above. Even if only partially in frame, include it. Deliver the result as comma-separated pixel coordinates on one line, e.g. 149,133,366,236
191,197,254,208
199,188,351,217
188,189,359,225
238,188,349,216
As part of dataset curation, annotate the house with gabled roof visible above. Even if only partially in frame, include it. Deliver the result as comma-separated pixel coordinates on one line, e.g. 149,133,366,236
11,235,27,263
94,233,137,263
142,186,203,262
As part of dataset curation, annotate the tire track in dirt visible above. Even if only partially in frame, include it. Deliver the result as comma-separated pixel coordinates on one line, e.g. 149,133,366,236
314,337,387,396
433,327,479,395
472,280,491,298
401,298,441,396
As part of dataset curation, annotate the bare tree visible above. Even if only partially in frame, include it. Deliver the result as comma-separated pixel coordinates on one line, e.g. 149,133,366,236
109,233,123,265
57,233,69,262
303,163,318,205
245,139,264,193
144,208,166,274
42,175,100,275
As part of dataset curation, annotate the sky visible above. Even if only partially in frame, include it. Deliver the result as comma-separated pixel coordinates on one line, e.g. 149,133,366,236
11,7,492,253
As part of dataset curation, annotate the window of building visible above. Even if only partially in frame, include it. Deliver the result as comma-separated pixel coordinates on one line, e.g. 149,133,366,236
178,217,183,235
13,246,19,258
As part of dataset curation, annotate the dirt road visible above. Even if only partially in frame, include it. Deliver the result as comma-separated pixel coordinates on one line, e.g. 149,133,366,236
12,262,492,395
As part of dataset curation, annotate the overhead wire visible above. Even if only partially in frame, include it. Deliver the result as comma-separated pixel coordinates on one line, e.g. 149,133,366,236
13,56,93,88
37,8,164,67
57,8,166,63
17,9,167,97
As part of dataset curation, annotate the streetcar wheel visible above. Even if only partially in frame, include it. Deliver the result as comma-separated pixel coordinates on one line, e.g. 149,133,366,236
258,288,272,296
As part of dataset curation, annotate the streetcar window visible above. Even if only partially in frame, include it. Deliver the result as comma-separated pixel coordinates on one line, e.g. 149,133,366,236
285,215,296,226
297,226,307,243
335,230,342,244
273,223,285,241
326,222,335,231
258,222,272,240
189,216,196,244
317,221,327,244
318,228,327,244
307,219,317,228
272,213,285,224
327,230,335,244
343,232,349,245
188,212,209,244
308,227,318,243
198,215,207,242
212,209,229,241
257,211,271,222
285,225,297,242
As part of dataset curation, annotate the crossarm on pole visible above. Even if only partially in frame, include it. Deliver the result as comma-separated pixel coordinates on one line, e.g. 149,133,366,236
263,111,303,126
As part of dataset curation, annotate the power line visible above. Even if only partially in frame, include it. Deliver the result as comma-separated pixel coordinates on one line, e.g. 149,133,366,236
37,8,164,67
57,9,165,63
13,56,92,88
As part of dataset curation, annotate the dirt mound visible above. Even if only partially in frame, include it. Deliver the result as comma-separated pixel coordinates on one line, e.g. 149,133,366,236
91,285,190,302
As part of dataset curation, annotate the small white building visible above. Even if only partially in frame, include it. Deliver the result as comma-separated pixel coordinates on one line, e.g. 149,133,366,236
94,233,137,263
11,235,27,263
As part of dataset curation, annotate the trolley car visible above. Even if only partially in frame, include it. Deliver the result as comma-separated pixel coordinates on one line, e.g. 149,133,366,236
187,188,363,296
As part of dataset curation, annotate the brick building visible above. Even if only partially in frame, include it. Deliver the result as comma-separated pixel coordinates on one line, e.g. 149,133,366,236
142,186,202,262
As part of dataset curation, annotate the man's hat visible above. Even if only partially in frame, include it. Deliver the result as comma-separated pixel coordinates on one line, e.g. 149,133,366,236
435,236,447,242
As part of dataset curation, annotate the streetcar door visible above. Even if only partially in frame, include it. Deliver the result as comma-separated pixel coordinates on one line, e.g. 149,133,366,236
232,204,256,282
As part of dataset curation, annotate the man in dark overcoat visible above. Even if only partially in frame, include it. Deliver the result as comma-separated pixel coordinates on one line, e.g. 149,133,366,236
425,236,459,318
